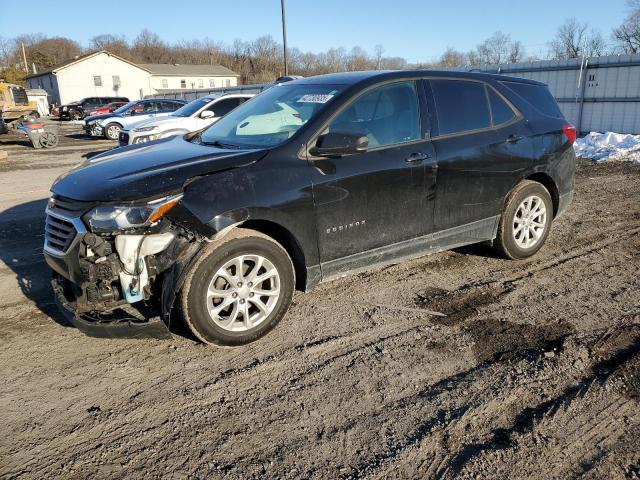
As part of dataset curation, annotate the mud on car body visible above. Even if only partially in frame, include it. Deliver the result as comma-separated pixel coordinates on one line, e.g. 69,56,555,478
45,70,576,345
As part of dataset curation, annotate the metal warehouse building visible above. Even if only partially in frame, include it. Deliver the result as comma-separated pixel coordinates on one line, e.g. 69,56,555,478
471,54,640,134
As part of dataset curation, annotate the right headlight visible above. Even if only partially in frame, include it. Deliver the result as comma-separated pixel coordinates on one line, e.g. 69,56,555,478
83,194,183,233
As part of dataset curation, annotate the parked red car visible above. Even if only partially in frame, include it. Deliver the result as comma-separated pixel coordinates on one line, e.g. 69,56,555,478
86,101,128,116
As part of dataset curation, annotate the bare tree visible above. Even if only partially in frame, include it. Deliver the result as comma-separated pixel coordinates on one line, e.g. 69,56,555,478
374,44,384,69
438,47,467,67
1,30,411,85
476,32,512,64
613,0,640,53
132,29,170,63
465,32,525,65
549,18,608,59
508,40,525,63
90,34,131,59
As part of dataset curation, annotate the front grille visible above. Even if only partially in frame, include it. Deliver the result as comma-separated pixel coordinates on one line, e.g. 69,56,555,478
44,195,92,254
45,214,77,253
49,195,92,216
119,131,129,146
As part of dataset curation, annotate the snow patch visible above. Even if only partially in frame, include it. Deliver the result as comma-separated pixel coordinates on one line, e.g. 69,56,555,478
574,132,640,162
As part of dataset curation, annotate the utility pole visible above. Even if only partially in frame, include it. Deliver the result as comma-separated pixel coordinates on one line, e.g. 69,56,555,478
21,42,28,73
280,0,289,75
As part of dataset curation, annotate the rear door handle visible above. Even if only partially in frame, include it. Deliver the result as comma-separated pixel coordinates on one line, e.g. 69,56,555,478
405,152,431,163
507,134,523,144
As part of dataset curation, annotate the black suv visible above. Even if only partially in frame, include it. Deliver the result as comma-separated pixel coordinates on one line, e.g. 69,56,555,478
44,71,575,345
59,96,129,120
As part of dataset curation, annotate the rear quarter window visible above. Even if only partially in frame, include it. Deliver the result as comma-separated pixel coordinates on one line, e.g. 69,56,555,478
430,79,491,135
487,88,516,126
500,81,563,119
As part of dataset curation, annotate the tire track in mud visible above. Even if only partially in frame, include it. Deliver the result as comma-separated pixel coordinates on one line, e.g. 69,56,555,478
413,225,640,325
344,325,640,479
440,336,640,479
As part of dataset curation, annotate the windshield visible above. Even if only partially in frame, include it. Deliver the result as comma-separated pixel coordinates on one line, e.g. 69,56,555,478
113,101,137,114
172,97,213,117
198,84,344,148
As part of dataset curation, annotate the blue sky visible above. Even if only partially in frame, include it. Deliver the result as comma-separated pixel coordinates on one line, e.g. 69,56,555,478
0,0,629,62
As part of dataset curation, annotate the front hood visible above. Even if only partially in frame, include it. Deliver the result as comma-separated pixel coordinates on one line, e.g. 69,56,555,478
85,113,120,124
127,115,183,131
52,135,268,202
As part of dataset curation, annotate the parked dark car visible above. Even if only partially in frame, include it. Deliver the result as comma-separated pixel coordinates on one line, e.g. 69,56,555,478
44,70,575,345
58,96,129,120
83,99,187,139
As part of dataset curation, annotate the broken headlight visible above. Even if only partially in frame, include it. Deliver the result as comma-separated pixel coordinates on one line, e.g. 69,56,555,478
83,194,182,233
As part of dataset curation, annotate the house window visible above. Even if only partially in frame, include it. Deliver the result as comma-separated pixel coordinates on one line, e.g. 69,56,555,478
112,75,121,87
198,78,204,88
180,79,186,88
162,78,168,89
225,79,231,87
209,79,215,87
94,76,102,87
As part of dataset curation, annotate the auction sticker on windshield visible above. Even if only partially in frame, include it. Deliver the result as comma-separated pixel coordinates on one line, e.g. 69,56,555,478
297,94,334,103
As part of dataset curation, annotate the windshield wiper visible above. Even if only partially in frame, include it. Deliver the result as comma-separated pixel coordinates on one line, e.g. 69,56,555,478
200,139,241,149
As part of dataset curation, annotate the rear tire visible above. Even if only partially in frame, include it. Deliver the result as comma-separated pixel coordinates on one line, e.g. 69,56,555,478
180,229,295,346
494,180,553,260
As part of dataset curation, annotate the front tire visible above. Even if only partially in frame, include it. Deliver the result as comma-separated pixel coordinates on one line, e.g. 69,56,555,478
104,122,122,140
70,110,82,121
494,180,553,260
180,229,295,346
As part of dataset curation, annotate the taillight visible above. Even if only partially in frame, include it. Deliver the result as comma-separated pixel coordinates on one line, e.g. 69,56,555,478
562,123,576,144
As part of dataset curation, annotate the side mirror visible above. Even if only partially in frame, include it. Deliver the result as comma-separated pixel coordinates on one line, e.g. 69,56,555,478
310,132,369,157
200,110,215,119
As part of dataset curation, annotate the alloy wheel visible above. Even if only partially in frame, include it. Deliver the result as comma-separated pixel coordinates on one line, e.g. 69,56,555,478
206,254,280,332
512,195,547,249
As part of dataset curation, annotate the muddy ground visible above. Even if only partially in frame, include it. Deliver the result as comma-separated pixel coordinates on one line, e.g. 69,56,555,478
0,120,639,479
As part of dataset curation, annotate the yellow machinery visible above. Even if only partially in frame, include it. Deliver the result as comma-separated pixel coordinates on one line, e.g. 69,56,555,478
0,81,37,126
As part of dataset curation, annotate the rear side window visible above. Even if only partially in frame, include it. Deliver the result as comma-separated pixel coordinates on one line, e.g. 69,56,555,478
209,98,242,117
430,80,490,135
487,88,515,126
500,81,563,118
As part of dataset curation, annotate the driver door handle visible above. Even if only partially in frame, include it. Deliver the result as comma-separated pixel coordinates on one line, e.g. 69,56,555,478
507,134,523,144
405,152,431,163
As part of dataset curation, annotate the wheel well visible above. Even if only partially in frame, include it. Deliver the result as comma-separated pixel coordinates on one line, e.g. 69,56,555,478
239,220,307,291
525,173,559,217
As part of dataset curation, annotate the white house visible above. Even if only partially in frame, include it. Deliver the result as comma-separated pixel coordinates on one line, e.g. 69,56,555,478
141,64,239,92
25,50,239,105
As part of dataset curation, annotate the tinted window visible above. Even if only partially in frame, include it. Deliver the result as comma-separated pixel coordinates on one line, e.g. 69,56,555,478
83,98,100,108
208,98,241,117
500,81,563,118
140,101,159,113
431,80,490,135
488,88,515,126
328,81,420,148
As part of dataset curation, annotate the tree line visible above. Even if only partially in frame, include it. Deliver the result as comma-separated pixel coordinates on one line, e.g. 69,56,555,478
2,3,640,86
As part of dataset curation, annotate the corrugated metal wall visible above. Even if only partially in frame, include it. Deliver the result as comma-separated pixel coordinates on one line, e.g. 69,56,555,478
472,54,640,134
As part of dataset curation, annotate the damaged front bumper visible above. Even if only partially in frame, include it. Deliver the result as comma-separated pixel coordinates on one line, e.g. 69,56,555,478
52,276,172,339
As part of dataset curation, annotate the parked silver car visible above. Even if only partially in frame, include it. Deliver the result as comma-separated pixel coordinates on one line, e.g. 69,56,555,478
84,99,187,140
119,94,254,146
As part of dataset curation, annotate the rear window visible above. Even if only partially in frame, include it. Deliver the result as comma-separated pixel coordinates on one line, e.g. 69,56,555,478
430,80,491,135
501,81,563,119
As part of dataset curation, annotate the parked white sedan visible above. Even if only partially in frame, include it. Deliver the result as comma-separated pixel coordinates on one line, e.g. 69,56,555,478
118,93,254,146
